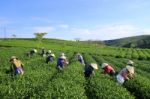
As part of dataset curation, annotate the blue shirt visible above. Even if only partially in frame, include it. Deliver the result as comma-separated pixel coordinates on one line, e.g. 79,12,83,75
57,58,65,67
84,65,94,75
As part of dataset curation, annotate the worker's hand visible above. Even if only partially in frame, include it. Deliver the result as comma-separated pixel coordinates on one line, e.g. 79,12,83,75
66,61,69,64
126,77,129,80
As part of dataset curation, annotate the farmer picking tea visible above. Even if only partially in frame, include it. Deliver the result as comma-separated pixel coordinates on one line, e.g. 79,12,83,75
27,49,37,57
57,53,69,70
84,63,98,77
46,50,52,55
101,63,116,77
10,56,24,75
76,53,85,65
41,47,46,57
116,64,134,84
46,52,55,63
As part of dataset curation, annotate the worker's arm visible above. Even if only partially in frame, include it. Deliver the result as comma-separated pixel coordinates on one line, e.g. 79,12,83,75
124,75,129,80
122,71,129,80
128,73,134,78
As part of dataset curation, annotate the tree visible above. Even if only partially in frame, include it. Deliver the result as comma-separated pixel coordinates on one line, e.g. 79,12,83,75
34,32,47,48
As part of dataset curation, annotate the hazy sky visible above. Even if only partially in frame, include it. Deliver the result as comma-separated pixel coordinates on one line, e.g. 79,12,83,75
0,0,150,40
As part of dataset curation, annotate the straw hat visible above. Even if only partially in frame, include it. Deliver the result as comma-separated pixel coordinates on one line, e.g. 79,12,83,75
10,56,17,61
60,53,65,56
10,56,17,60
90,63,98,69
127,60,134,66
60,56,66,59
50,53,55,57
101,63,108,68
33,49,37,53
77,53,81,56
126,66,134,74
48,50,51,53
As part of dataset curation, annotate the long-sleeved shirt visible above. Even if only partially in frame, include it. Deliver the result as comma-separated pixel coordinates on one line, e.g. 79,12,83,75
11,60,23,72
103,65,114,74
119,68,129,80
84,65,94,76
57,58,66,67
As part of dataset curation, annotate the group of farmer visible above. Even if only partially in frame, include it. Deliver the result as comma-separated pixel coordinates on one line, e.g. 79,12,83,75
84,60,134,84
9,48,135,85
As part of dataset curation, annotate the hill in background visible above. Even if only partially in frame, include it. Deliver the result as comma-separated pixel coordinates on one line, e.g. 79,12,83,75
104,35,150,48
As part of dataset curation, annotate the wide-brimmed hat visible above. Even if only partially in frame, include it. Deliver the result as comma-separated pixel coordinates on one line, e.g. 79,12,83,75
126,66,134,74
48,50,51,53
90,63,98,69
77,53,81,56
50,53,55,57
10,56,17,59
127,60,134,66
10,56,17,61
60,53,65,56
33,49,37,53
60,56,66,59
101,63,108,68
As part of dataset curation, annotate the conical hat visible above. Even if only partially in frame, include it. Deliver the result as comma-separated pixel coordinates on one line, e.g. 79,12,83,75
48,50,51,53
101,63,108,68
127,60,134,65
60,53,65,56
77,53,81,56
33,49,37,53
60,56,66,59
126,66,134,74
90,63,98,69
10,56,17,59
50,53,55,57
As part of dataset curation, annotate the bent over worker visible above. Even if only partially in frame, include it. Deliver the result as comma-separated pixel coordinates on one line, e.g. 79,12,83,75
84,63,98,77
27,49,37,57
116,66,134,84
101,63,116,77
10,56,24,75
41,47,46,57
57,53,69,70
76,53,85,64
46,53,55,64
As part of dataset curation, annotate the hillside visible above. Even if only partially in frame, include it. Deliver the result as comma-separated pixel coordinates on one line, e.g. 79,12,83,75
104,35,150,48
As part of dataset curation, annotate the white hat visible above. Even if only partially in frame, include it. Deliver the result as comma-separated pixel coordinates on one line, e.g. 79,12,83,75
50,53,55,57
33,49,37,53
60,53,65,56
126,66,134,74
48,50,51,53
10,56,17,60
101,63,108,68
60,56,66,59
127,60,134,65
77,53,81,56
90,63,98,69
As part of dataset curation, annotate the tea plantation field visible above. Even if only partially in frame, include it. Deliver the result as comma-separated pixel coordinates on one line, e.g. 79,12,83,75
0,39,150,99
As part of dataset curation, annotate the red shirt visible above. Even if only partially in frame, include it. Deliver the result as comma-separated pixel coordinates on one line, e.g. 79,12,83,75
104,65,114,74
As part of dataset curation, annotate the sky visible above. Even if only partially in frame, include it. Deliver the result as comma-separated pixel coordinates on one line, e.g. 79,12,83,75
0,0,150,40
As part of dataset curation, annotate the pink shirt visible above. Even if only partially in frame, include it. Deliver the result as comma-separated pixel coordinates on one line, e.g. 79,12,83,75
104,65,114,74
119,68,128,78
